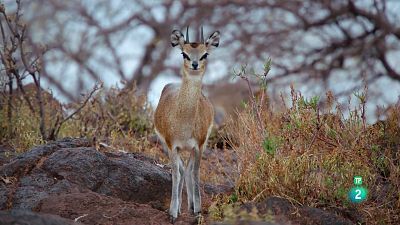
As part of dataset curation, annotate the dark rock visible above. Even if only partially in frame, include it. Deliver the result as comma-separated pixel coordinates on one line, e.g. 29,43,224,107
336,208,364,224
237,197,355,225
1,138,91,177
204,183,234,195
37,192,171,225
0,144,16,167
0,209,80,225
296,206,354,225
41,147,109,191
236,198,292,225
0,139,91,210
40,147,171,209
0,138,171,211
255,197,294,216
211,221,280,225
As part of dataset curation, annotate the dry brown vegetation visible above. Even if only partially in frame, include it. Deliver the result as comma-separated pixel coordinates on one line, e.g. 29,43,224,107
208,70,400,224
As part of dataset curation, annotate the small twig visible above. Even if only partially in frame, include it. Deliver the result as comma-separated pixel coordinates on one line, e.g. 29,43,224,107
306,108,321,150
13,70,36,113
276,194,303,207
6,74,13,136
316,136,337,148
106,110,127,138
252,186,269,202
53,83,102,137
0,10,16,37
234,64,267,136
74,214,88,222
31,72,47,140
18,25,37,75
307,131,318,150
98,142,126,153
0,13,7,50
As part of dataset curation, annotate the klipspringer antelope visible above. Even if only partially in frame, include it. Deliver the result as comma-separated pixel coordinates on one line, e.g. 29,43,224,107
154,27,219,222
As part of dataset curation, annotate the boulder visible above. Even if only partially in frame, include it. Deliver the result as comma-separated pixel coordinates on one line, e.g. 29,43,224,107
37,191,171,225
239,197,356,225
211,222,279,225
0,138,171,211
0,144,16,167
0,210,80,225
296,206,355,225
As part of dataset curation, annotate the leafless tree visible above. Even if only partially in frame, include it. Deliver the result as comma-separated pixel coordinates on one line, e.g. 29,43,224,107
2,0,400,116
0,0,100,140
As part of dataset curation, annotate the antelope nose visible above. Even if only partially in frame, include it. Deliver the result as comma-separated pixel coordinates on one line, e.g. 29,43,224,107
192,61,198,70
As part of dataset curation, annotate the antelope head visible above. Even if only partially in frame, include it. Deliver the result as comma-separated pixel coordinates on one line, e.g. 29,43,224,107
170,27,220,77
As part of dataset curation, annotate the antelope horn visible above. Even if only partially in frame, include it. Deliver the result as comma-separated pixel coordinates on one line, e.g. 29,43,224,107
185,26,189,43
200,26,204,43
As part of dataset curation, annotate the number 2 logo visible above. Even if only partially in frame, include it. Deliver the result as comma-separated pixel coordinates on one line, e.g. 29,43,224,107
355,189,361,200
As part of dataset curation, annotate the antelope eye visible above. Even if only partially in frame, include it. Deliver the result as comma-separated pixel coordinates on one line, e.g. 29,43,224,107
181,52,190,60
200,53,209,61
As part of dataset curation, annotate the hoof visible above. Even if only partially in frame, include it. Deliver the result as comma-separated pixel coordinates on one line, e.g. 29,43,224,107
189,207,195,216
169,215,177,224
195,213,203,224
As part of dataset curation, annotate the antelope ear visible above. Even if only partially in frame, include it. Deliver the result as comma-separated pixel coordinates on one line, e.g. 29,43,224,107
171,30,185,48
206,31,220,49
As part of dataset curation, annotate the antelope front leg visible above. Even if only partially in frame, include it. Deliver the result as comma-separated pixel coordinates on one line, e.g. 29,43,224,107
185,153,194,213
178,157,185,215
169,149,181,222
192,146,202,216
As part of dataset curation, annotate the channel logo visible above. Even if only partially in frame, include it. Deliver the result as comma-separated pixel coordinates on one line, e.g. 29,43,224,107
348,176,368,203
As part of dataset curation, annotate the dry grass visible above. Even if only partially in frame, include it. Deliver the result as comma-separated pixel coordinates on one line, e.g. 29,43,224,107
0,85,62,151
0,85,158,156
214,85,400,224
59,86,153,151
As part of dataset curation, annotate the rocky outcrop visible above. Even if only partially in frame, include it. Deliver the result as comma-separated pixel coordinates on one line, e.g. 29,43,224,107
0,138,171,211
0,210,80,225
239,197,356,225
0,138,175,224
37,191,170,225
0,144,16,167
